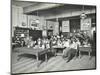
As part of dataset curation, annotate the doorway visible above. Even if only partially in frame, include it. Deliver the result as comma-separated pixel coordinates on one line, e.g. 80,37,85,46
70,19,80,33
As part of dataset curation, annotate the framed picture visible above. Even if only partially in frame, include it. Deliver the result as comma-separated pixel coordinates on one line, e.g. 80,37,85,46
11,0,96,75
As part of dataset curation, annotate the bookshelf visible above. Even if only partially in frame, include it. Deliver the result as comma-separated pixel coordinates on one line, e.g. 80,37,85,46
14,27,29,38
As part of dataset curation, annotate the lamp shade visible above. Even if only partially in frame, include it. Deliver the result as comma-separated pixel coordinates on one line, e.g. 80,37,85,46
80,13,87,19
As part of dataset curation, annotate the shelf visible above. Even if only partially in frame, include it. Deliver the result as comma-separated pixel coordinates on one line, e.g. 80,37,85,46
14,27,29,38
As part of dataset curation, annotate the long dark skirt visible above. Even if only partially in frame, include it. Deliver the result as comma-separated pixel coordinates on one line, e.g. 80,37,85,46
63,48,77,62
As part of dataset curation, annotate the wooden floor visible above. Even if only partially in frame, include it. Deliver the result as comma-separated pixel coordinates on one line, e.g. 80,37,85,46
11,51,96,74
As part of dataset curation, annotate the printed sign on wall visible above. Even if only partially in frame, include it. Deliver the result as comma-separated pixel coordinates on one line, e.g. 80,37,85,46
53,22,59,35
81,18,91,30
62,20,70,32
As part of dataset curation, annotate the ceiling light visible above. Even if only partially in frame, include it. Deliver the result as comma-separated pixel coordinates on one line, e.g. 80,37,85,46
80,5,87,19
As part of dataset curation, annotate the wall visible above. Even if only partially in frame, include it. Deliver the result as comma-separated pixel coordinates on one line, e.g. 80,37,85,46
12,5,96,37
12,5,46,37
12,5,25,27
12,5,27,37
27,15,46,30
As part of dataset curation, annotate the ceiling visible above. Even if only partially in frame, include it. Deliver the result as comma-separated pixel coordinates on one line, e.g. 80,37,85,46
12,0,96,20
12,0,95,12
12,0,39,7
26,4,95,15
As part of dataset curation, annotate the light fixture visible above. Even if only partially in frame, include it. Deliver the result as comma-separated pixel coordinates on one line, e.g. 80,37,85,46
35,11,40,24
80,5,87,19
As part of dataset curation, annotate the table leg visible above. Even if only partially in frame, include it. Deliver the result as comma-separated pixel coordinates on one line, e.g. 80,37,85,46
44,53,48,66
55,49,57,56
79,51,81,58
36,53,40,67
45,53,48,62
52,49,56,56
89,51,91,59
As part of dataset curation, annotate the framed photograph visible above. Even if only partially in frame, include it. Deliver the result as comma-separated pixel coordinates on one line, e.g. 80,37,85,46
11,0,96,75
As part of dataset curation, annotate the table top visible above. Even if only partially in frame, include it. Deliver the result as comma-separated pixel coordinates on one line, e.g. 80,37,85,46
79,46,91,51
79,45,91,47
15,47,49,55
52,45,65,49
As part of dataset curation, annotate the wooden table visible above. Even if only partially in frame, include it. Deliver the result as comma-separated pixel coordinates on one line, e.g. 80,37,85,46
15,47,50,67
52,46,65,56
79,46,92,58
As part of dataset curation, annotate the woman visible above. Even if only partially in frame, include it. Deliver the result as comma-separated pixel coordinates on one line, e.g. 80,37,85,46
37,38,42,47
63,39,78,63
62,39,70,58
57,38,62,46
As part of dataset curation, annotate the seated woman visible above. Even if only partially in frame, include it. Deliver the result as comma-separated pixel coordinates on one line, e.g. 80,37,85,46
37,38,42,48
15,36,21,47
42,38,50,49
26,36,36,48
75,38,81,57
63,38,78,63
62,39,70,58
46,39,50,49
57,38,63,47
52,39,57,46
